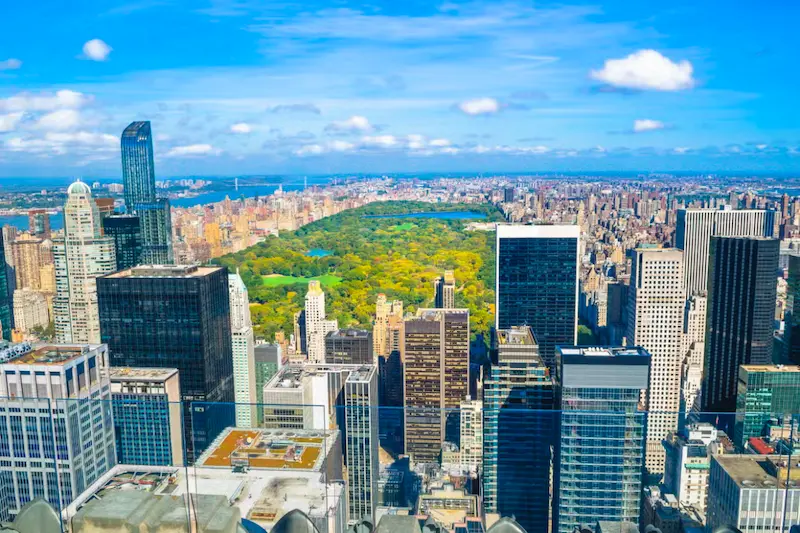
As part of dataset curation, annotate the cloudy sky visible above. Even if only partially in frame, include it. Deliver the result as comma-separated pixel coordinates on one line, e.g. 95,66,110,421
1,0,799,177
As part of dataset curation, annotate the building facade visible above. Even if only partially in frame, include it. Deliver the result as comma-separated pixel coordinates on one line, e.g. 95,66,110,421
459,396,482,471
555,346,651,533
675,208,777,296
305,280,339,363
53,181,117,345
703,237,779,414
12,288,49,334
229,271,257,427
626,248,684,474
109,367,184,466
343,366,379,524
97,264,234,459
10,233,45,291
735,365,800,449
102,215,142,270
483,327,553,533
496,224,579,370
325,329,374,365
0,232,10,340
373,294,403,359
434,270,455,309
0,344,116,521
254,343,282,423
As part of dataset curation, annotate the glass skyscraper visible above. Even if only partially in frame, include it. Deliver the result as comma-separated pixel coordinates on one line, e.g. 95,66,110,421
120,121,173,264
483,327,554,533
102,214,142,270
734,365,800,448
0,231,12,340
496,224,579,370
555,346,650,533
97,265,235,459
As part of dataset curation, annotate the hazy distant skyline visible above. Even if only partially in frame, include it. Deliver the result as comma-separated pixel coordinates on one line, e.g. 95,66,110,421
1,0,799,176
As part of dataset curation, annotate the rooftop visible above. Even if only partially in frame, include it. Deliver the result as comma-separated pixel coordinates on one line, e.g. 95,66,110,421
2,344,99,366
346,365,377,383
327,328,371,339
558,346,650,359
109,367,179,381
103,264,223,279
740,364,800,373
196,427,337,472
715,455,800,489
496,327,536,346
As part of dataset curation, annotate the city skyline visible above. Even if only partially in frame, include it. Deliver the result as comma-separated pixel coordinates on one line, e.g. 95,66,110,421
1,1,800,176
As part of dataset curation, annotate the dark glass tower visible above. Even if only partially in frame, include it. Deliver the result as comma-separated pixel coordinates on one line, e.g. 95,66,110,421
97,265,235,460
496,225,580,370
102,215,142,270
0,231,11,340
702,236,779,414
121,121,173,264
784,254,800,363
324,328,373,364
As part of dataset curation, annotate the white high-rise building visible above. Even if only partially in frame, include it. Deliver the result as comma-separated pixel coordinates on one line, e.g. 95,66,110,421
627,248,685,474
0,343,116,522
681,294,707,413
229,271,257,427
676,208,776,296
305,280,338,362
343,366,379,524
459,396,483,471
53,181,116,344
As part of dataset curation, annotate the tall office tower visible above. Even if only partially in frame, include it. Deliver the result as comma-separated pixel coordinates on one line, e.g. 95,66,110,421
626,248,684,474
325,329,374,364
504,187,515,203
483,327,553,533
305,280,338,362
496,225,580,370
403,308,469,462
294,309,307,355
102,215,142,270
229,271,257,427
707,455,800,533
344,366,379,524
734,365,800,448
555,346,651,533
53,181,117,344
702,237,778,415
12,288,49,334
27,209,51,238
109,367,184,466
0,344,116,521
675,207,776,296
373,294,404,358
458,396,483,471
784,254,800,363
121,121,173,264
254,343,282,422
0,232,12,340
664,423,727,518
97,265,234,459
681,294,707,413
10,233,45,290
433,270,455,309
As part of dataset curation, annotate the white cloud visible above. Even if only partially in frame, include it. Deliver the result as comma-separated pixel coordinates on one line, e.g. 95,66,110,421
633,119,665,133
5,131,116,155
325,115,373,132
459,97,500,115
329,140,355,152
361,135,397,147
0,58,22,71
0,90,90,112
165,144,218,157
407,134,426,150
82,39,112,61
36,109,82,131
673,146,690,154
0,113,23,133
429,138,451,147
230,122,253,134
591,50,695,91
294,144,325,156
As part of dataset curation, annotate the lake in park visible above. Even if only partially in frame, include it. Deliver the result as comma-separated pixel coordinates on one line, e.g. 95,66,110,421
307,248,333,257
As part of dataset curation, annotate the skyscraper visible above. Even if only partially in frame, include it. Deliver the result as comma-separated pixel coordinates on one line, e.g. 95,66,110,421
53,181,117,344
702,237,778,415
783,253,800,363
344,366,379,524
681,294,707,414
403,308,469,462
734,364,800,449
0,231,12,340
555,346,651,533
434,270,455,309
10,233,46,290
483,327,553,533
102,215,142,270
675,207,776,296
0,343,116,520
373,294,403,358
496,224,579,370
325,328,374,364
120,121,173,264
27,209,51,238
97,264,234,459
305,280,338,363
229,271,257,427
626,248,684,474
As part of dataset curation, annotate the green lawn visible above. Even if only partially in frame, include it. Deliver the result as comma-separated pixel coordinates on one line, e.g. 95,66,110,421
261,273,343,287
391,222,418,231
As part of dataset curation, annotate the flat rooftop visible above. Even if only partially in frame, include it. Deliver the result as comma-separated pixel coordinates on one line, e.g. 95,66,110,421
558,346,650,358
103,264,223,279
741,364,800,373
109,367,178,381
345,365,377,383
715,455,800,489
3,344,98,366
327,328,371,339
496,327,536,345
196,427,337,471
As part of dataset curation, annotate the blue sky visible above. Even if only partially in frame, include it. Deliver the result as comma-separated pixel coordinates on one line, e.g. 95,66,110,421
0,0,799,177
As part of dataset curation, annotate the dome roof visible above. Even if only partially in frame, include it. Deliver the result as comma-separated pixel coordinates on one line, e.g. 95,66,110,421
67,180,91,196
